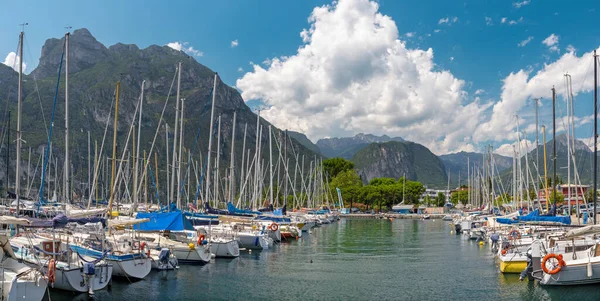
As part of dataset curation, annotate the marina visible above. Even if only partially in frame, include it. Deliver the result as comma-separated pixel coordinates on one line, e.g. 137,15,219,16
3,0,600,300
42,219,600,301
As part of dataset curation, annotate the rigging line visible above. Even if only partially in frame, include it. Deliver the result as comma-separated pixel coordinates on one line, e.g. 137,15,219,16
38,39,65,207
23,35,49,137
133,67,179,199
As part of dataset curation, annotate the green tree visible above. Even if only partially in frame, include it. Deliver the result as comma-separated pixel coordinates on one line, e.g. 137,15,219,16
403,180,425,205
330,169,363,209
435,192,446,207
451,190,469,205
369,177,396,186
323,158,355,179
496,193,512,206
423,195,432,206
548,190,565,204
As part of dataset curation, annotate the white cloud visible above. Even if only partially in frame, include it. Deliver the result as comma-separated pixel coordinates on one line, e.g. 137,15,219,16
542,34,559,53
236,0,488,154
474,89,485,95
579,136,599,151
2,52,27,73
507,17,523,25
434,29,441,33
518,36,533,47
513,0,531,9
474,48,599,143
450,56,454,61
495,139,535,157
485,17,493,26
166,41,203,57
231,39,239,48
501,17,507,23
237,67,244,72
405,32,415,38
566,44,576,53
439,16,458,25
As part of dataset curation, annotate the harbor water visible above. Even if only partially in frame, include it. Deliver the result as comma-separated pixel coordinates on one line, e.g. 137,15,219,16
48,219,600,300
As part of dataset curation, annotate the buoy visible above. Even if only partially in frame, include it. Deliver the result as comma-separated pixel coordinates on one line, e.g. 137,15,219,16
479,241,484,246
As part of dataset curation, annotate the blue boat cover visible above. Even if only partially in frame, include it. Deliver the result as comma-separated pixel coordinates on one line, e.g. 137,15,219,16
26,214,106,228
134,212,195,231
227,202,261,215
496,209,571,225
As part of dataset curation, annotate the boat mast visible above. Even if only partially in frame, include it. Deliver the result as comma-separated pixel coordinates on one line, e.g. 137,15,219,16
229,112,237,202
64,31,70,204
133,80,145,207
269,125,273,207
214,115,221,206
594,50,598,224
552,86,557,213
177,96,184,209
170,62,182,206
542,125,548,211
204,73,218,206
108,82,120,217
534,98,540,205
15,27,25,215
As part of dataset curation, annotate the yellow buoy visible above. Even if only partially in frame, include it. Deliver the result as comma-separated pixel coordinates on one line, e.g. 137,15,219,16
479,241,484,246
188,243,195,250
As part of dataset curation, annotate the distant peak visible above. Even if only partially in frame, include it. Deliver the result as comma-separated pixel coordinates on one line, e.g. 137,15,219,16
72,28,93,37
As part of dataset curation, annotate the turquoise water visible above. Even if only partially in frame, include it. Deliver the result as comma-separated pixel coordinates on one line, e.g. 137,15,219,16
48,219,600,300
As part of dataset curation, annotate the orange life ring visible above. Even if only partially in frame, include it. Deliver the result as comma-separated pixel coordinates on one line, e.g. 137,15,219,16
47,258,56,283
541,253,566,275
197,234,206,246
508,229,521,240
501,249,507,255
268,223,279,232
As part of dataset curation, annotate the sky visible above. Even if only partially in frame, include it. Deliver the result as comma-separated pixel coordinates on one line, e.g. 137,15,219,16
2,0,600,156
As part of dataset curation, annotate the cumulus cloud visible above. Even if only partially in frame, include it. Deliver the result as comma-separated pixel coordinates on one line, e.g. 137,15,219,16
474,89,485,95
495,138,535,157
542,34,559,52
166,41,203,57
501,17,507,23
485,17,493,26
566,44,576,53
237,0,488,154
518,36,533,47
405,32,415,38
474,48,599,143
434,29,441,33
513,0,531,9
2,52,27,73
237,67,244,72
231,39,239,48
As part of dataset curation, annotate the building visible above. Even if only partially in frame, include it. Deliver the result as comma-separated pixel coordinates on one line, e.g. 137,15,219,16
538,184,589,205
419,188,450,202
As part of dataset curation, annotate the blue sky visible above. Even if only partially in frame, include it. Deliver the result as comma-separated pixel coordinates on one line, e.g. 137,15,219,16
2,0,599,155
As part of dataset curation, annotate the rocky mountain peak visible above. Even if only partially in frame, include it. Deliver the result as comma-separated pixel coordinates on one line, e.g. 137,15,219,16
32,28,109,79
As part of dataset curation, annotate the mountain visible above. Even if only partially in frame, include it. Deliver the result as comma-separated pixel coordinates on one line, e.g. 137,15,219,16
498,134,597,190
440,152,512,187
287,131,321,155
317,133,404,159
0,28,320,199
352,141,447,188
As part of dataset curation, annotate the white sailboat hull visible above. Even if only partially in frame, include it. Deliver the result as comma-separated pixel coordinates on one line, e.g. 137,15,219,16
52,264,113,293
109,258,152,280
210,240,240,258
237,233,269,250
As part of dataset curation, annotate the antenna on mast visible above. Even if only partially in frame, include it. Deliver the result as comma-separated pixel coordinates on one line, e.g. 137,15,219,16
65,26,72,33
19,22,28,32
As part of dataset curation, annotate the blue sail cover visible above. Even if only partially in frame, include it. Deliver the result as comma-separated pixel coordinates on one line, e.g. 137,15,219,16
227,202,261,215
496,209,571,225
26,214,106,228
134,212,195,231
